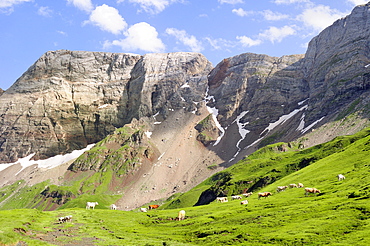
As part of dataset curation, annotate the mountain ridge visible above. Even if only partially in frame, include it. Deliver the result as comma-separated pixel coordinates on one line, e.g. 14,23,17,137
1,2,370,210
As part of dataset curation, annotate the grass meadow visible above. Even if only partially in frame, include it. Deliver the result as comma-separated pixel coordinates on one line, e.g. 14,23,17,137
1,128,370,245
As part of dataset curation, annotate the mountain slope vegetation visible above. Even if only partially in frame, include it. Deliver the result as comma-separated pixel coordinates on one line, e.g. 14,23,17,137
1,127,370,245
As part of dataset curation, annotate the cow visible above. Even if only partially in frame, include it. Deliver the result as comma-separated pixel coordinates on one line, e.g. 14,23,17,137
58,215,72,223
240,200,248,205
231,195,242,200
305,187,321,196
216,197,228,203
338,174,345,181
276,186,288,192
298,183,304,188
148,204,160,210
110,204,117,210
289,184,298,188
86,202,98,210
242,192,253,197
140,208,148,212
258,192,272,200
178,210,186,221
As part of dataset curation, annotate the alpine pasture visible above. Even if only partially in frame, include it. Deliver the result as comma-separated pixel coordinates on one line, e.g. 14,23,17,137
1,128,370,245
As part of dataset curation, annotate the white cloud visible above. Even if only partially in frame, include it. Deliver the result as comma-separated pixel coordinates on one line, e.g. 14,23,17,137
66,0,94,13
86,4,127,35
347,0,368,6
258,25,296,43
236,25,296,47
0,0,31,8
262,10,289,21
219,0,244,4
37,6,53,17
236,36,262,47
166,28,203,52
57,30,68,36
298,5,346,31
232,8,253,17
105,22,165,53
120,0,179,14
206,37,235,50
273,0,309,4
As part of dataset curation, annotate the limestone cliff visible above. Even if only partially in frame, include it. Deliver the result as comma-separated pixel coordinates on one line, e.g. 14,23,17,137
1,2,370,211
206,3,370,162
0,51,212,163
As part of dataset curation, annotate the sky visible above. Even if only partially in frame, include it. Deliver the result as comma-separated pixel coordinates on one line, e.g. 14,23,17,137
0,0,368,90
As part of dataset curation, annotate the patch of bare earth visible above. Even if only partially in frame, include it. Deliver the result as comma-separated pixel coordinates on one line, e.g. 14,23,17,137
14,222,99,246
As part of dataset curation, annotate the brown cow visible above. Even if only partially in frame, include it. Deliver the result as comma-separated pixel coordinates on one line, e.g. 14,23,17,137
258,192,272,200
305,187,321,196
148,204,160,210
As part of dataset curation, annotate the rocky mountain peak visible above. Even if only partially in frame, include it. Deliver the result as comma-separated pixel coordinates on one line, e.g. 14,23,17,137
0,50,212,163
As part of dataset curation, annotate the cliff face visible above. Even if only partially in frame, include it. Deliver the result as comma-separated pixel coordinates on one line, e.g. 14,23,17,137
302,3,370,120
0,51,212,163
1,2,370,210
206,3,370,161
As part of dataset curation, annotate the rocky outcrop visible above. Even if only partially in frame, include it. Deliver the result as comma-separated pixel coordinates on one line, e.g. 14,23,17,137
0,51,212,163
1,1,370,211
206,3,370,163
302,2,370,121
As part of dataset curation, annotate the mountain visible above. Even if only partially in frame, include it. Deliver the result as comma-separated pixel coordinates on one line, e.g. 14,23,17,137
1,3,370,210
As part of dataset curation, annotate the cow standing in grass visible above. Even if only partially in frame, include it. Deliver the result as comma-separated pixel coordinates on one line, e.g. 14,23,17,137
258,192,272,200
86,202,99,209
305,188,321,196
338,174,345,181
178,210,186,221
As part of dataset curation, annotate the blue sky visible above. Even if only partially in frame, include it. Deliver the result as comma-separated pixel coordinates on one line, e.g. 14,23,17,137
0,0,368,90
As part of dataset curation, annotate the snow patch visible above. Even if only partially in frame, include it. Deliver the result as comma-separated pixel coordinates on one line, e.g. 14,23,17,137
207,106,225,146
0,144,95,175
229,111,250,162
145,131,152,138
158,152,165,160
301,117,325,134
261,105,308,136
180,83,190,88
298,98,309,105
98,104,109,109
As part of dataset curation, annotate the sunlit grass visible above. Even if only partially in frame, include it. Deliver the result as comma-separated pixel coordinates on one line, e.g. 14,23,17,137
1,128,370,245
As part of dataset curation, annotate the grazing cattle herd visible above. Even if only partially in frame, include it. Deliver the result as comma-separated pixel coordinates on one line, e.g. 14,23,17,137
57,174,345,224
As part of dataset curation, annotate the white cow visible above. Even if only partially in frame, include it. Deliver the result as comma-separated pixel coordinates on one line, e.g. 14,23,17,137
240,200,248,205
140,208,148,212
216,197,228,203
276,186,288,192
86,202,99,210
110,204,117,210
338,174,345,181
178,210,186,221
231,195,242,200
242,192,253,197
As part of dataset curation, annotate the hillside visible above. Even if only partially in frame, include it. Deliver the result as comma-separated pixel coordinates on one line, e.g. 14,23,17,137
1,2,370,211
1,127,370,245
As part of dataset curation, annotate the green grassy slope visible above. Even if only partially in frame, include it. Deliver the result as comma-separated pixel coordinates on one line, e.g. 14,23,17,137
1,128,370,245
163,128,370,209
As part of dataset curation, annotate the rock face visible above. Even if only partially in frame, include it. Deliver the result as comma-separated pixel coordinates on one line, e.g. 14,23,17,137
0,51,212,163
1,2,370,210
206,3,370,162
